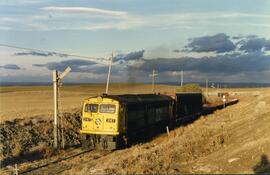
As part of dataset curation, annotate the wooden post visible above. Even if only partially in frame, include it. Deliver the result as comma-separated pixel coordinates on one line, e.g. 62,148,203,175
222,95,226,109
15,164,18,175
166,126,170,137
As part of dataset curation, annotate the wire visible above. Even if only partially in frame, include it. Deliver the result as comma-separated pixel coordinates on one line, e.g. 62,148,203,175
0,43,106,61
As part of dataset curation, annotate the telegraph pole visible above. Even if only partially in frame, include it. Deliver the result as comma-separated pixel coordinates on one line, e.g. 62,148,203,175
105,52,113,94
217,83,219,95
180,70,183,86
206,79,208,96
149,69,158,93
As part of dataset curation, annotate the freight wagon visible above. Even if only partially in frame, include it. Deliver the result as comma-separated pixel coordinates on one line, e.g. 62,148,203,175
175,92,203,122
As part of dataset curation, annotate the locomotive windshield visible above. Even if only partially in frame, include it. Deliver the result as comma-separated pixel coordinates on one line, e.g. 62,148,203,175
100,104,116,113
85,104,98,113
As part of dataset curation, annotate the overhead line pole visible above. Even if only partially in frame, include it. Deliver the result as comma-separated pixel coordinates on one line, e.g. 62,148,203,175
105,52,113,94
149,69,158,93
206,79,208,96
181,70,183,86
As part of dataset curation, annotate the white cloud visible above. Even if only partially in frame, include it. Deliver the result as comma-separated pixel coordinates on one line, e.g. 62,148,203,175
0,26,12,30
0,0,48,5
41,6,127,17
1,11,270,31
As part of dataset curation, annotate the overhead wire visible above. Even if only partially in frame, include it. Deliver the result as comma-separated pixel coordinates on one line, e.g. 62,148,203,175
0,43,109,63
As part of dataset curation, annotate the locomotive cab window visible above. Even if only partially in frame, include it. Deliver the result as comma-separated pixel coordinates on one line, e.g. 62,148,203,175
100,104,116,113
85,104,98,113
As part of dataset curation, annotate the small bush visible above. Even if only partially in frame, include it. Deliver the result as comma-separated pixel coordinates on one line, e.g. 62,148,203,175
176,83,202,93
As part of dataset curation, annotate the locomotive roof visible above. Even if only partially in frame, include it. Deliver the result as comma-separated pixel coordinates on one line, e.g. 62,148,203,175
101,93,173,104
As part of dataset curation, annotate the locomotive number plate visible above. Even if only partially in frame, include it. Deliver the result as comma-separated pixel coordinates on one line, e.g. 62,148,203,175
106,118,116,123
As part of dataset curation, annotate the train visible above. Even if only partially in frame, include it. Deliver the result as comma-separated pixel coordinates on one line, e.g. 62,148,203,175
79,92,204,150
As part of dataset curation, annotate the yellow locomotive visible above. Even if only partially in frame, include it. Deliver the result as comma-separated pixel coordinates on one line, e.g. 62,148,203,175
80,94,174,150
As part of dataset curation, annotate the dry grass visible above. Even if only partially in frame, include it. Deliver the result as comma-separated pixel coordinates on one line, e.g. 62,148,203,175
1,85,269,174
0,84,176,122
63,87,270,174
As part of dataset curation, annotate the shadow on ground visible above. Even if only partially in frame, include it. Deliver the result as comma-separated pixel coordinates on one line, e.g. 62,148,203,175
253,154,270,174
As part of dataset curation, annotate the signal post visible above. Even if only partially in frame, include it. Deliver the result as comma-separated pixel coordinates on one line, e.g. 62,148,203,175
52,67,71,150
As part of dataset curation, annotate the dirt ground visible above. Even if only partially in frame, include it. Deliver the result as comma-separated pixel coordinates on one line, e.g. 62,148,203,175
62,87,270,174
0,85,270,174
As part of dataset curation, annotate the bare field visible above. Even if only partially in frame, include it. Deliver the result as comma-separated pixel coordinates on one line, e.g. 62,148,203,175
0,85,270,174
0,84,176,122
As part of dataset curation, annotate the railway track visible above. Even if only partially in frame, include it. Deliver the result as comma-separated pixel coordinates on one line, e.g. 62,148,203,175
2,148,112,175
21,149,111,175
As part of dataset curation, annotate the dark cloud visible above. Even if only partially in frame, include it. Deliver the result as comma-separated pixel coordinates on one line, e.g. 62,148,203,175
232,35,258,40
232,36,243,40
239,38,270,52
137,53,270,75
114,50,144,62
184,33,236,53
0,64,21,70
33,59,97,72
173,49,181,53
14,51,68,57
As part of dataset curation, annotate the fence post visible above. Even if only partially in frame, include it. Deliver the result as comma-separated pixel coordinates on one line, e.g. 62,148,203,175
166,126,170,137
15,164,18,175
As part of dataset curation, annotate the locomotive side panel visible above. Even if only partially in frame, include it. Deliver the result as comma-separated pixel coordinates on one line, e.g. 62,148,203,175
126,100,172,134
126,104,147,132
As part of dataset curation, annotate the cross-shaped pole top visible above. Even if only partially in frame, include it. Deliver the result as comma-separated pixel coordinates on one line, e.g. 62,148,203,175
149,69,158,93
149,69,158,77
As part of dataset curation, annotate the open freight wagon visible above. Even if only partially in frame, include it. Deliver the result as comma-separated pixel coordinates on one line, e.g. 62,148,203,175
175,92,203,122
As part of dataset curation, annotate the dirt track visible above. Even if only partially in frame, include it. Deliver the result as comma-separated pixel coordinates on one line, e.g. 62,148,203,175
1,86,270,174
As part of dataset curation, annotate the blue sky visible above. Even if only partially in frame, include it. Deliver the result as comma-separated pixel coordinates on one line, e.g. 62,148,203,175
0,0,270,83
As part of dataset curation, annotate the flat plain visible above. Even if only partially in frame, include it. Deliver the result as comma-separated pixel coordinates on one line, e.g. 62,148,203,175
0,84,176,122
0,84,269,174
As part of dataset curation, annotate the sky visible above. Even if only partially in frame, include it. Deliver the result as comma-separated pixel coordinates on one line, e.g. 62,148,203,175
0,0,270,84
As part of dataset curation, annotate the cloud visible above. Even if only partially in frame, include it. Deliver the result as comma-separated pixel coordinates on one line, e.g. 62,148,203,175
137,53,270,75
0,64,21,70
2,10,270,31
173,49,181,53
0,0,46,5
41,6,127,17
33,59,97,72
238,37,270,52
14,51,68,57
184,33,236,53
31,51,141,76
114,50,144,62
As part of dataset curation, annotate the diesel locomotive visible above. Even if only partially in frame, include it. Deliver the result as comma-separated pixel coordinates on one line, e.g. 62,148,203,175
80,93,202,150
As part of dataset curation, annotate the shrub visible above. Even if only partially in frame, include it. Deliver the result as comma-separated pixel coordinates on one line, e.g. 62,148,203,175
176,83,202,93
